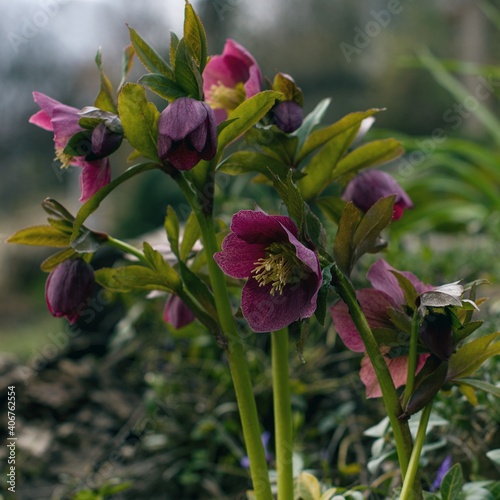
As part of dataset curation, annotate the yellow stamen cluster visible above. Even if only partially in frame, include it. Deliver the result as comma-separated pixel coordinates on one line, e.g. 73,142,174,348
206,82,246,111
55,148,74,169
252,243,303,296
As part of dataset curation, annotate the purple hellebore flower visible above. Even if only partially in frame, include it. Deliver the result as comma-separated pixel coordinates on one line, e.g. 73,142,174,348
331,259,433,398
342,170,413,221
45,259,95,324
202,39,262,124
157,97,217,171
163,295,195,329
90,122,123,159
270,101,303,133
214,210,322,333
29,92,111,203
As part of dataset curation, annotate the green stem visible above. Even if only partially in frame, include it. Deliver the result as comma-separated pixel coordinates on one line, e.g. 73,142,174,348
271,328,294,499
174,173,273,500
400,402,433,500
106,235,149,265
402,310,420,409
330,264,414,478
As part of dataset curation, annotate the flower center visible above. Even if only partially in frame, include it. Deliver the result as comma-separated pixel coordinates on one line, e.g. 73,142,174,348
55,148,74,169
206,81,246,111
251,242,304,296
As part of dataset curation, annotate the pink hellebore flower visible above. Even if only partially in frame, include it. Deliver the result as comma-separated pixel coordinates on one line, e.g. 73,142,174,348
202,39,262,124
214,210,322,332
29,92,111,202
163,295,195,329
45,259,95,324
157,97,217,171
330,259,433,398
342,170,413,221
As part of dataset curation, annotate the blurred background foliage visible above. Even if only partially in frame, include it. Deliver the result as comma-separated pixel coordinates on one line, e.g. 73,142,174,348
1,0,500,498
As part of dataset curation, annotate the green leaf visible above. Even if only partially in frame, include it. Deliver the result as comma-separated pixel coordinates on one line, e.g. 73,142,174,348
95,265,175,293
458,378,500,399
217,91,282,153
297,126,358,200
297,108,381,164
217,151,289,180
42,198,75,222
333,202,362,275
440,463,463,500
40,247,79,272
332,138,404,180
314,265,332,326
486,449,500,465
270,170,305,231
138,73,187,102
174,39,203,99
390,270,419,310
143,242,182,291
292,98,331,153
272,72,303,105
304,204,327,252
119,44,135,92
128,25,173,78
63,130,92,157
164,206,180,258
448,332,500,380
178,262,217,318
7,225,70,248
94,48,117,113
183,1,208,72
316,196,346,225
71,228,107,253
180,211,201,261
118,83,160,161
352,195,395,258
71,162,159,241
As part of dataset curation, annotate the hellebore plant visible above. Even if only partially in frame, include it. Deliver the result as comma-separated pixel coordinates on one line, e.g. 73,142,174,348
8,3,500,499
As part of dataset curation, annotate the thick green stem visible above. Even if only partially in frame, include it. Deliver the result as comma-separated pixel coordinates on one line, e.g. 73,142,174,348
330,264,414,479
400,403,433,500
272,328,294,499
402,310,420,409
174,174,273,499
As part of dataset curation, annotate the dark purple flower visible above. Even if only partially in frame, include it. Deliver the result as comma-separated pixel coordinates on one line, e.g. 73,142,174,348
157,97,217,170
331,259,433,398
270,101,303,133
90,122,123,159
214,210,322,332
29,92,111,202
202,39,262,124
342,170,413,221
45,259,95,324
163,295,195,329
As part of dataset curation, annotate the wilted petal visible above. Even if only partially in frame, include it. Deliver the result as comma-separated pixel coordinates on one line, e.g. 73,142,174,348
163,295,195,329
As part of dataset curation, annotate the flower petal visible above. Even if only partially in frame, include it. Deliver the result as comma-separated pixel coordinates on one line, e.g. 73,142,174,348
230,210,298,244
79,159,111,202
214,233,266,279
360,353,429,398
331,288,398,352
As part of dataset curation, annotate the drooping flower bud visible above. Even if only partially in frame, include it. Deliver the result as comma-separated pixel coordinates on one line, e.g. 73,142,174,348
419,312,454,361
163,295,195,329
342,170,413,220
45,259,95,324
270,101,303,133
89,122,123,159
157,97,217,170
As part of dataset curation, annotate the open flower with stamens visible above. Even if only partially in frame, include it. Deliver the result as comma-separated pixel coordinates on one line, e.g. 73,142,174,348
214,210,322,332
202,39,262,125
331,259,433,398
29,92,111,202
